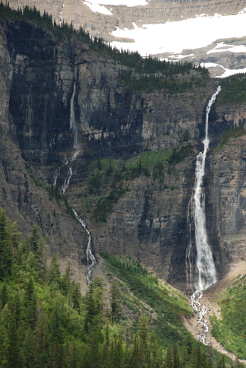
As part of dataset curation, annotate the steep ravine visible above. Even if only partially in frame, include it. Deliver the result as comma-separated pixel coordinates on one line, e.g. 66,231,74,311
0,11,245,293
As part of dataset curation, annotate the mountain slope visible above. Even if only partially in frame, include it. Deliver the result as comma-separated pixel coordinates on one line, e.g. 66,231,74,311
4,0,246,76
211,274,246,360
0,3,218,288
0,208,241,368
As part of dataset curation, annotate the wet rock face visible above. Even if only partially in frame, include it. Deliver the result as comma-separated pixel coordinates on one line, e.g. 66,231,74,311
0,17,245,290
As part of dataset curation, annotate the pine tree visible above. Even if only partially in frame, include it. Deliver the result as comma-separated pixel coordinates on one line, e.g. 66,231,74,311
0,209,12,280
111,281,121,322
7,293,21,368
84,278,104,333
24,278,37,329
28,226,45,279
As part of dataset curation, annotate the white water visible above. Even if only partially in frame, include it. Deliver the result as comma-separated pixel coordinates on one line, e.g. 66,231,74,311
57,80,96,283
191,290,210,345
72,209,97,284
70,82,79,151
187,86,221,345
61,164,73,194
194,85,221,292
186,199,193,289
60,81,80,195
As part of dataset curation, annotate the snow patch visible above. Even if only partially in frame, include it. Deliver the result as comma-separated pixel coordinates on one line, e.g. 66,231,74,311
239,7,246,14
84,0,112,15
96,0,148,6
199,62,246,78
200,62,221,68
84,0,148,14
208,43,246,54
111,13,246,55
169,53,194,60
217,67,246,78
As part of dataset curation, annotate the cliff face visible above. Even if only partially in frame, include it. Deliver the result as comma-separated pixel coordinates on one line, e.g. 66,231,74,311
0,16,245,290
0,20,90,286
207,104,246,275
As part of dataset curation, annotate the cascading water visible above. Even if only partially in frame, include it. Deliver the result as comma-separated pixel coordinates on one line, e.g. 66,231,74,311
186,86,221,345
60,81,80,195
54,79,96,283
61,162,73,195
69,81,79,152
72,209,97,284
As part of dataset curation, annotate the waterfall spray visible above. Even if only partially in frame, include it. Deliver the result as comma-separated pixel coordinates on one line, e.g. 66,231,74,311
186,86,221,344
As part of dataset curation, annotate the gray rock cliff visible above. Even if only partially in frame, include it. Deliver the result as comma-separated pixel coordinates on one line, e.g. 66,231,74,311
0,13,245,290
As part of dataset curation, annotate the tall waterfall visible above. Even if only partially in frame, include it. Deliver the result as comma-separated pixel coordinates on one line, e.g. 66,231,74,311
61,81,79,195
55,79,96,283
186,86,221,344
70,81,79,152
193,85,221,292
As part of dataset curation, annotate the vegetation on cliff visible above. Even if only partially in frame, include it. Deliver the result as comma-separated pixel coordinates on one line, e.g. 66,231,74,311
0,209,239,368
78,146,192,222
217,74,246,104
211,275,246,360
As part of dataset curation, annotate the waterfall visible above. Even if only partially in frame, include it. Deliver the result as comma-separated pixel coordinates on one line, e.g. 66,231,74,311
186,86,221,344
193,85,221,292
70,81,79,152
61,165,73,194
72,209,96,284
60,81,79,195
57,79,96,282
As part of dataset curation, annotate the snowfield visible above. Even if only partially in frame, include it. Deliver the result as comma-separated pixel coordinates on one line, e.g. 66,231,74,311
82,1,246,78
111,12,246,55
207,43,246,54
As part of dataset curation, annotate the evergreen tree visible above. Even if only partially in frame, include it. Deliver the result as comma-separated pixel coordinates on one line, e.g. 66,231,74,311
0,210,12,280
24,278,37,329
111,281,121,322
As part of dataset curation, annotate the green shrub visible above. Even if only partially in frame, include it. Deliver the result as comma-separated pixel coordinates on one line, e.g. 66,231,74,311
211,275,246,359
